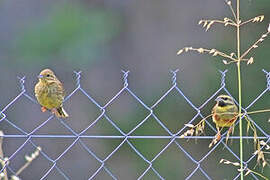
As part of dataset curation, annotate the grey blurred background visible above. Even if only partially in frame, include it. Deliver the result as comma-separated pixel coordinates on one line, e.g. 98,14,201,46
0,0,270,179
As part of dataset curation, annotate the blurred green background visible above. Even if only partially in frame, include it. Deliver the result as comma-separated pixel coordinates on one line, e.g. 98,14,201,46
0,0,269,179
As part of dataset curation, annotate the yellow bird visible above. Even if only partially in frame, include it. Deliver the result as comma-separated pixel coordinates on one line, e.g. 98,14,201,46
35,69,69,118
212,94,238,139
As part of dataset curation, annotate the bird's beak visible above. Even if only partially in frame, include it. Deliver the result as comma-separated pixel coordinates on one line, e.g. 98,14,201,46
38,75,44,79
215,97,221,102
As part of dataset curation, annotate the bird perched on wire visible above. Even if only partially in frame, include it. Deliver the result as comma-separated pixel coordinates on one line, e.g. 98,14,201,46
35,69,69,118
211,94,238,143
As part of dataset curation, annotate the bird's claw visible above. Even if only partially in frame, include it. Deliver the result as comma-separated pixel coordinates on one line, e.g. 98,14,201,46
41,107,47,112
51,108,57,115
216,131,221,141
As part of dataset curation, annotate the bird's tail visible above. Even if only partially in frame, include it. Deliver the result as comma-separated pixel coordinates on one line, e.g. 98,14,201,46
55,106,69,118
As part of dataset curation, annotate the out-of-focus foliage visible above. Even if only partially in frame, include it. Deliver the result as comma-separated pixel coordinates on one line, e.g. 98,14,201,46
15,3,122,67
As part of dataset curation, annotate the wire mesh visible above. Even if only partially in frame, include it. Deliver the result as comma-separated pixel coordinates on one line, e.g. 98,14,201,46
0,69,269,180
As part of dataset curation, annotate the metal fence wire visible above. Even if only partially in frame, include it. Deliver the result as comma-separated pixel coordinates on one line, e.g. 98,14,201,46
0,69,270,180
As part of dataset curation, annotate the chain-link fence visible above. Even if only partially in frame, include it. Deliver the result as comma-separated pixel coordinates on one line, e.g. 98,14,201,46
0,69,270,180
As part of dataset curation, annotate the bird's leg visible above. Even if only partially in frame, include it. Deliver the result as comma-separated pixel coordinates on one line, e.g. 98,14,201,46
41,107,47,112
216,126,221,141
51,108,57,115
226,125,234,145
228,125,234,134
209,126,222,148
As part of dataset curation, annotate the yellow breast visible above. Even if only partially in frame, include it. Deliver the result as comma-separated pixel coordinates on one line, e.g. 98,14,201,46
35,81,62,109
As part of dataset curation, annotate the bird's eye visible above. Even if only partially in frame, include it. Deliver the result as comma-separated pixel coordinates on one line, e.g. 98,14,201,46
46,74,50,77
223,97,228,100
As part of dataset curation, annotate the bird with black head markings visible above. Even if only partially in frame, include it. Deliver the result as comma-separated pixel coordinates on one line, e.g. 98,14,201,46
211,94,238,142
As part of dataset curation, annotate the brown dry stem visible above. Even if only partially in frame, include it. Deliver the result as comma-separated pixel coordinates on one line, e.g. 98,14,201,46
11,146,42,180
220,158,269,180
